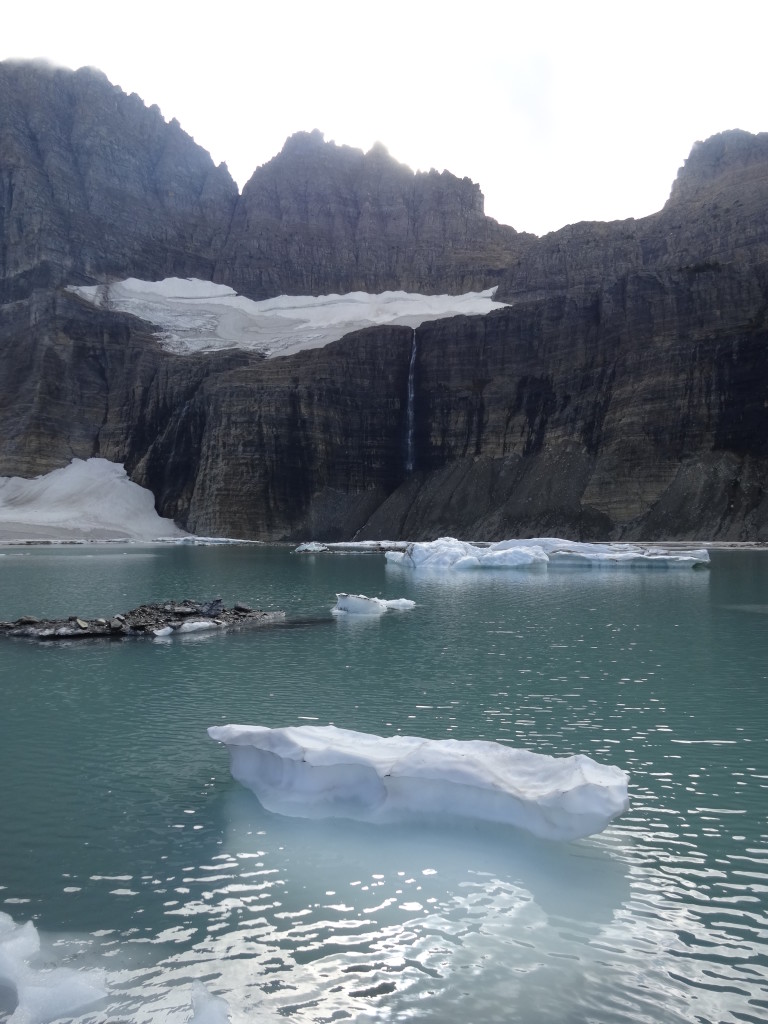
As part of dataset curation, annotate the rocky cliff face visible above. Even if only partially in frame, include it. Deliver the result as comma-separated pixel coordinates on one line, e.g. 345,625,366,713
496,130,768,308
217,130,532,298
0,63,530,303
2,61,768,541
0,61,239,303
0,289,413,540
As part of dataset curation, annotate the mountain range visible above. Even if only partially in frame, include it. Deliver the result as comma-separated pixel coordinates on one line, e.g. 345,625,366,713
2,58,768,541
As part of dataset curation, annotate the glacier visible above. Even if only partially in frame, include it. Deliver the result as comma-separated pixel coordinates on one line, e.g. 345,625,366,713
385,536,711,570
207,724,629,841
68,278,508,358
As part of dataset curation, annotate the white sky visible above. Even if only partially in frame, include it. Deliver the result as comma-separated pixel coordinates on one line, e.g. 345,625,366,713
3,1,766,237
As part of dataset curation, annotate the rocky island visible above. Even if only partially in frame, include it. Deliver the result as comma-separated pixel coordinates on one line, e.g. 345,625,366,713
0,599,285,640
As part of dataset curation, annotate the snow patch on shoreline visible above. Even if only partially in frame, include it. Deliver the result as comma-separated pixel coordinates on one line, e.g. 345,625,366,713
0,459,187,543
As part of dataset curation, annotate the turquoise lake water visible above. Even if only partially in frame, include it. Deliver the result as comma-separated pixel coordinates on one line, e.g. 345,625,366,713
0,544,767,1023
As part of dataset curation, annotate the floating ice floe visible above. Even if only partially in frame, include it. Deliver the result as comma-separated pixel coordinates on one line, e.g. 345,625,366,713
332,593,416,615
170,535,262,546
0,458,187,543
297,540,408,554
0,912,107,1023
68,278,508,358
208,724,629,841
385,536,710,570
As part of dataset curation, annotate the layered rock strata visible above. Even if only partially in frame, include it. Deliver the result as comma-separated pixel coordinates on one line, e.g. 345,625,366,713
3,261,768,542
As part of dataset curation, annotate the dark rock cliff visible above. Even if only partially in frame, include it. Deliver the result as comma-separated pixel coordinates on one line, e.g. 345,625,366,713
0,61,238,302
0,290,413,540
217,130,532,298
0,62,530,303
2,61,768,541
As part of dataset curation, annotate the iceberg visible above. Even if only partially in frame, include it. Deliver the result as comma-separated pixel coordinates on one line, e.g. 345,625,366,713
208,725,629,841
332,593,415,615
385,536,710,570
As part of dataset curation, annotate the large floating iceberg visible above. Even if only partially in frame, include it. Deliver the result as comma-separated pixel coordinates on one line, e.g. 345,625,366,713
69,278,507,359
208,724,629,841
385,536,710,570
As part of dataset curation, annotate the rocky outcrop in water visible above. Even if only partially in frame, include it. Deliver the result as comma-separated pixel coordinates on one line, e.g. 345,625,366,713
2,61,768,541
1,599,285,640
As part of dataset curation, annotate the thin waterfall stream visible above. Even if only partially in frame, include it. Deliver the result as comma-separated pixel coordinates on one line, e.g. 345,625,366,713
405,328,417,473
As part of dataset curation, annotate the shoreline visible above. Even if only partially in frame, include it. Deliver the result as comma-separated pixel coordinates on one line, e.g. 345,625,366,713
1,529,767,551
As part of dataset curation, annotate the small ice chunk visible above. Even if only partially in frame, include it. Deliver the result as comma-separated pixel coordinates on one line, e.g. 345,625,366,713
0,912,107,1023
295,541,329,553
175,619,222,633
380,597,417,611
333,593,415,615
188,981,231,1023
152,626,174,637
208,724,629,841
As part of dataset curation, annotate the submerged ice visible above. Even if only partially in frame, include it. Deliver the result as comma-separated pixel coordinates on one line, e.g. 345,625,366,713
208,725,629,841
385,536,710,570
0,913,233,1024
0,913,106,1024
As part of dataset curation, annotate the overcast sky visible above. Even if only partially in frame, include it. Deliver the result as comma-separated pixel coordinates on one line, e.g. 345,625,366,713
3,1,766,237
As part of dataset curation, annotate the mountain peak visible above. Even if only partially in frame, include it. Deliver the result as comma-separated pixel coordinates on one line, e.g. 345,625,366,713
668,129,768,204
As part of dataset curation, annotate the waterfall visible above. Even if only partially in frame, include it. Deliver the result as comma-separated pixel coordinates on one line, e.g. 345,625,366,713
405,328,417,473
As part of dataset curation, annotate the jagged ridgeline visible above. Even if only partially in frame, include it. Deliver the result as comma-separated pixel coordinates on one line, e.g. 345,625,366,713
2,59,768,541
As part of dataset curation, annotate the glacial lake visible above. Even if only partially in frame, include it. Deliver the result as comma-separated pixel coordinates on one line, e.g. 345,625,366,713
0,543,767,1024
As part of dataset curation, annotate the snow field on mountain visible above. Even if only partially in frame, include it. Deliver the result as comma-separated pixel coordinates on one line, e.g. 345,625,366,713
69,278,507,357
